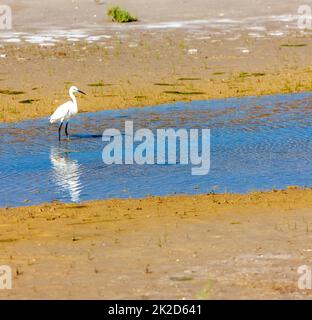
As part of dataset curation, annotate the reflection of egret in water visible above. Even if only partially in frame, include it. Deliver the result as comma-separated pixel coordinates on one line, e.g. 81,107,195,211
50,146,82,202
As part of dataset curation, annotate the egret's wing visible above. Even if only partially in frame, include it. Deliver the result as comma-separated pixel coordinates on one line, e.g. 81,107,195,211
49,101,72,123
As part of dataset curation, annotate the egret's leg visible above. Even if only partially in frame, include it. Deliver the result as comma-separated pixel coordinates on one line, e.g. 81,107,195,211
58,122,63,141
65,121,69,137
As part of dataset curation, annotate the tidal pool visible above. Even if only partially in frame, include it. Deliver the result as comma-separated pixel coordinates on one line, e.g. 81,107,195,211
1,92,312,207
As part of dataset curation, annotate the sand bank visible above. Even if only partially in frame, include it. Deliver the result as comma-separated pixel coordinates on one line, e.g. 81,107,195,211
0,29,311,122
0,187,312,299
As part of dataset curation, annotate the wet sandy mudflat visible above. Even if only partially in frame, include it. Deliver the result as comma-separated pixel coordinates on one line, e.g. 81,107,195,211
1,0,312,299
1,188,312,299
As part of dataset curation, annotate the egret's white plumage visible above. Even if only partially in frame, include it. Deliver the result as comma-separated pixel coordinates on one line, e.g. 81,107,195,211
49,100,77,124
50,86,86,140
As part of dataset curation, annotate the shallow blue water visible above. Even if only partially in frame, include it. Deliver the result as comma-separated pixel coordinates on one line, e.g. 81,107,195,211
1,92,312,207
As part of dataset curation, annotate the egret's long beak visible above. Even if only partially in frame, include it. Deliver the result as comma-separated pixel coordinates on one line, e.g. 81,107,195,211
78,90,86,95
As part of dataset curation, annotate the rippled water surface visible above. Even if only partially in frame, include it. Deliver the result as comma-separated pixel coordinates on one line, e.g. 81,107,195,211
1,92,312,207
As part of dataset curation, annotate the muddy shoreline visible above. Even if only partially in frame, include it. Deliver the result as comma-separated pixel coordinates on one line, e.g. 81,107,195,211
0,30,311,123
1,0,312,299
0,31,312,297
0,187,312,299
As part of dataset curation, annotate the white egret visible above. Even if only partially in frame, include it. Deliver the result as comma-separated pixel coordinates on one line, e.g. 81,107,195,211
50,86,86,141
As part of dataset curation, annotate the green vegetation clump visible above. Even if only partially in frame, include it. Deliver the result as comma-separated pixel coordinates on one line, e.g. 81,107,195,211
237,72,266,79
154,83,182,86
163,90,205,95
178,77,201,81
19,99,39,104
280,43,307,48
0,89,24,95
107,6,137,23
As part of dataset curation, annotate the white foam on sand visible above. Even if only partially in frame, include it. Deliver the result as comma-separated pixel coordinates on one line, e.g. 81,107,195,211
39,43,55,47
67,38,80,42
24,35,55,44
237,47,250,54
4,38,21,43
0,13,303,46
86,36,102,42
267,31,285,37
248,32,265,38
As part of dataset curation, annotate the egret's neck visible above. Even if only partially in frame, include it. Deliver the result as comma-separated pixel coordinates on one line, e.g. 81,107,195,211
69,92,78,109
